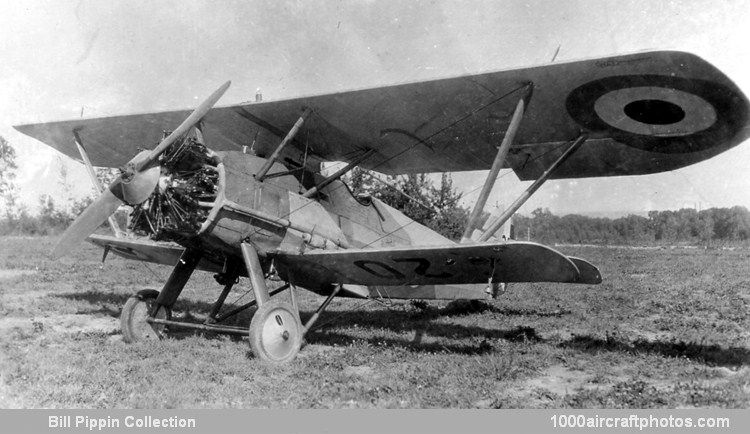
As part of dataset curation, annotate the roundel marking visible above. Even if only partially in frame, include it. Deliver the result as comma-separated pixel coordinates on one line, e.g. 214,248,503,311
623,100,685,125
566,75,748,154
593,86,717,136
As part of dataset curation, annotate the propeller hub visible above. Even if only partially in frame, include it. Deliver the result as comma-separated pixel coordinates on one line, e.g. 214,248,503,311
109,151,161,205
119,163,137,183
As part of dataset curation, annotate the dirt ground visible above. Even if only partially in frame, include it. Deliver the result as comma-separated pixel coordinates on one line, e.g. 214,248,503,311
0,236,748,408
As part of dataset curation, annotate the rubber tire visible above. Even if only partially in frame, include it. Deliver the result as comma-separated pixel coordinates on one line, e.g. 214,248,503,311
248,300,302,363
121,290,171,343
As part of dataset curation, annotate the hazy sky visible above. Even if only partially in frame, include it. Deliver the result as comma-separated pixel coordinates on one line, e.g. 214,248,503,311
1,0,749,216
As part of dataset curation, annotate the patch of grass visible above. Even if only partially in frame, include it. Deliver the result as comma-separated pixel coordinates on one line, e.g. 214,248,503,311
0,237,748,408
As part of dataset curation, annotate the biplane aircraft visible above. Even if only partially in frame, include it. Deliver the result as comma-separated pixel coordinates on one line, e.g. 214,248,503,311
14,51,750,363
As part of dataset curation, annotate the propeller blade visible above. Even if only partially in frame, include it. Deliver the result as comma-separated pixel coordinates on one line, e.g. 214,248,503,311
52,188,123,259
138,80,231,171
52,81,231,259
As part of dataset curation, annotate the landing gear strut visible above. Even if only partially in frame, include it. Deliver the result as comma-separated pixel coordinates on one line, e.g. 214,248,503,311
120,247,201,342
241,242,303,363
119,241,343,364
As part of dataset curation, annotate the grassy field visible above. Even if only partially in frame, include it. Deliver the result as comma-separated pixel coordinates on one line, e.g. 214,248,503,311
0,236,748,408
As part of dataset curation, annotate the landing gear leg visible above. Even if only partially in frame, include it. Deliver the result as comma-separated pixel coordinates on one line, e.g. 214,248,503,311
242,242,302,363
302,284,342,335
154,248,203,310
206,264,240,324
120,247,202,342
206,280,234,324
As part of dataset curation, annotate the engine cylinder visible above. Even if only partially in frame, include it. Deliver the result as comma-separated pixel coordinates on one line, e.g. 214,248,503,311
128,138,219,243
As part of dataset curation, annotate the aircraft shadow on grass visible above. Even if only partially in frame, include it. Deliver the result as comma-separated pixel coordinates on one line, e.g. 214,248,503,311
54,291,221,320
559,335,750,368
54,292,749,366
304,306,750,367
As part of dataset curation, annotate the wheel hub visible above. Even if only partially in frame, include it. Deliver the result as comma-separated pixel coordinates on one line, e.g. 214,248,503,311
249,301,302,363
121,291,170,343
261,309,298,359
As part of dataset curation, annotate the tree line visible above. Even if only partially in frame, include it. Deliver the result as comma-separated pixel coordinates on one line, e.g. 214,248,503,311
511,207,750,245
0,135,114,235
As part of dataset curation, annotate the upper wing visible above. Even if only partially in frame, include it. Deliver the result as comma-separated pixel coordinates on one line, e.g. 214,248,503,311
15,51,749,179
273,241,601,287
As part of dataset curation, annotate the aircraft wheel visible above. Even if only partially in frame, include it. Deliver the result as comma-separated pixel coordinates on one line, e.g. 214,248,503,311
121,290,171,343
248,300,302,363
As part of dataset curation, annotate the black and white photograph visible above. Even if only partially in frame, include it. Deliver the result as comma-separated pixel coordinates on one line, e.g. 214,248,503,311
0,0,748,419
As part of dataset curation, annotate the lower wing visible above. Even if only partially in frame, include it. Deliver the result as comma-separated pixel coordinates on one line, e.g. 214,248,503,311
86,234,224,274
274,241,601,287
